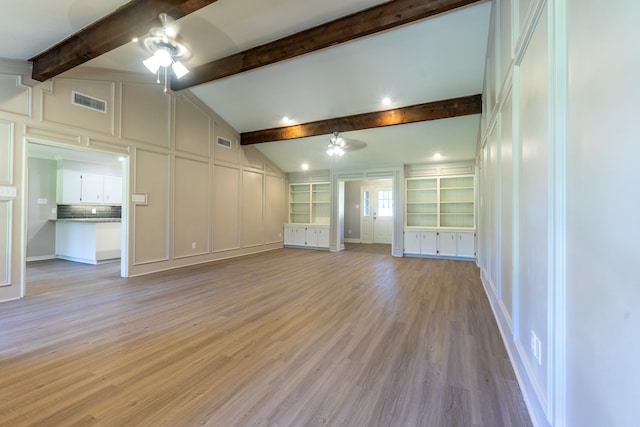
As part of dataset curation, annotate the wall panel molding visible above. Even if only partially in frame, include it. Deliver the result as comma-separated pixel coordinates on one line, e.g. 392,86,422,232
0,121,14,184
120,82,170,148
0,200,11,287
0,74,32,117
41,78,116,136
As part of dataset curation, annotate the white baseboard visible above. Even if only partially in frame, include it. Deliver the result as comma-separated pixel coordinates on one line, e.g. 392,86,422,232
26,255,57,262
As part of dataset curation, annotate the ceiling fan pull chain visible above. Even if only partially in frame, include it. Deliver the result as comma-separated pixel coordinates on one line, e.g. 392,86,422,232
164,68,168,92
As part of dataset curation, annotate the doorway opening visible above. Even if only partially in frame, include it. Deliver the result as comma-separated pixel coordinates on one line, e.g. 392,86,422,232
342,179,393,247
23,140,129,296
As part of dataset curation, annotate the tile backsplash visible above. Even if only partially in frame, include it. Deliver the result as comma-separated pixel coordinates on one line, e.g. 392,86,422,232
57,204,121,219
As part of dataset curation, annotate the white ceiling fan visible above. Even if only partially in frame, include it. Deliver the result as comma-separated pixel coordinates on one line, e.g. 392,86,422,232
327,132,367,157
139,13,191,91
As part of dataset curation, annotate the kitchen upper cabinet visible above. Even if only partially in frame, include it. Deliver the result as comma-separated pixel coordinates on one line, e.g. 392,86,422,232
81,173,103,204
103,176,122,204
57,170,82,204
57,170,122,205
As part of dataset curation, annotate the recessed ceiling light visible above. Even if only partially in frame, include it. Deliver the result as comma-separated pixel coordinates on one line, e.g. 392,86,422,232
433,152,442,160
282,116,293,124
382,97,392,106
301,163,309,171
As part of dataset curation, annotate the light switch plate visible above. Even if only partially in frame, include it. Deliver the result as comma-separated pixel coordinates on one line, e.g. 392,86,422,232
132,193,147,204
0,186,17,198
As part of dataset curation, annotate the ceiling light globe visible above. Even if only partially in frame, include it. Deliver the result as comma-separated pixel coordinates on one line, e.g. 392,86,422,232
154,48,173,67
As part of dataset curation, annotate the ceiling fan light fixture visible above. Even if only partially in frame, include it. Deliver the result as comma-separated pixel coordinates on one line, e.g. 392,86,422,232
327,132,346,156
154,47,173,67
140,13,191,91
172,60,190,79
142,55,161,73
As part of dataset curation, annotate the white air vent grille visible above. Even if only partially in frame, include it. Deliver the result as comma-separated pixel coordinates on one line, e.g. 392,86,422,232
72,91,107,113
217,137,232,149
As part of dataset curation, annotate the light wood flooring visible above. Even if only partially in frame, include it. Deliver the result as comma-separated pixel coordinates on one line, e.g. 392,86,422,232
0,244,532,426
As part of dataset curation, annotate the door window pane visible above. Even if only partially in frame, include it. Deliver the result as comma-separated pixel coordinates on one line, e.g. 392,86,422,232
377,190,393,216
363,190,370,217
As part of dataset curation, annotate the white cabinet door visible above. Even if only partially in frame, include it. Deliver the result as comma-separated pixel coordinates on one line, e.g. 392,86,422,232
81,173,103,204
57,170,82,204
294,226,307,246
103,176,122,205
420,231,438,255
306,227,318,247
456,231,476,258
314,226,329,248
438,231,457,257
404,230,421,254
284,225,296,245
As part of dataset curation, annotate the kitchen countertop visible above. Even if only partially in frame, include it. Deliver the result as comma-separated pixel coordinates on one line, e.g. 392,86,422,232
51,218,121,223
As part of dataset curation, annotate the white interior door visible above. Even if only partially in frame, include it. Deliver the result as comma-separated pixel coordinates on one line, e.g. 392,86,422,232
372,187,393,244
361,186,393,244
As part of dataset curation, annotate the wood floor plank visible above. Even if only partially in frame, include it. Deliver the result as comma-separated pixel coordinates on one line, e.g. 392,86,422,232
0,244,532,426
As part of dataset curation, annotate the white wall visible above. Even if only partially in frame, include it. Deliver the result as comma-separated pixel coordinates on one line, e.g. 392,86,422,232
0,61,287,301
26,157,57,260
480,0,640,426
565,0,640,425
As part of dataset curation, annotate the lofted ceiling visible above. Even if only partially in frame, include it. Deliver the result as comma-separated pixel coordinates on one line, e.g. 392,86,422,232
2,0,491,173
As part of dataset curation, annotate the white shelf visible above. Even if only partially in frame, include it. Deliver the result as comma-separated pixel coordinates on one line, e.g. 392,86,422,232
405,175,475,228
289,182,330,224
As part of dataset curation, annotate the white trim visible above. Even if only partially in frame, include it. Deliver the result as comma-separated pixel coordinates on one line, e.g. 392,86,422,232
549,0,567,424
26,255,56,262
330,166,404,257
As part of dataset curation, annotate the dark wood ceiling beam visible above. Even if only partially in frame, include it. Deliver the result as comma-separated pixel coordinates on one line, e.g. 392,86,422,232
29,0,219,82
240,94,481,145
172,0,486,90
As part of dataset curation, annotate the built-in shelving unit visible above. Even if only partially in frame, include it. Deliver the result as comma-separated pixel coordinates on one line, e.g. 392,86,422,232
289,183,311,224
404,174,476,259
405,175,475,229
311,183,330,225
406,177,437,227
286,182,330,250
289,182,330,224
439,176,475,228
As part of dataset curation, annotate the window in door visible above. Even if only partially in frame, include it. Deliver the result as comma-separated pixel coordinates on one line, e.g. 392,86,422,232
377,190,393,217
363,190,371,217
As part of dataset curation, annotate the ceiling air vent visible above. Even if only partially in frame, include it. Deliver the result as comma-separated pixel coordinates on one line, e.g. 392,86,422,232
72,91,107,113
217,136,232,149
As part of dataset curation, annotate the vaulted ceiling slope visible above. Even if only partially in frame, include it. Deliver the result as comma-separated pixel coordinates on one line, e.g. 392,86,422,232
4,0,491,172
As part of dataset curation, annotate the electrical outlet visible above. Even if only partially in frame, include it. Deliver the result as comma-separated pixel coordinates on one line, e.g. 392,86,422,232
191,242,196,249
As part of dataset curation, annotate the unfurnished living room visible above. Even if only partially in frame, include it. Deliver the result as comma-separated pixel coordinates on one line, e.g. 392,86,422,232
1,1,638,427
